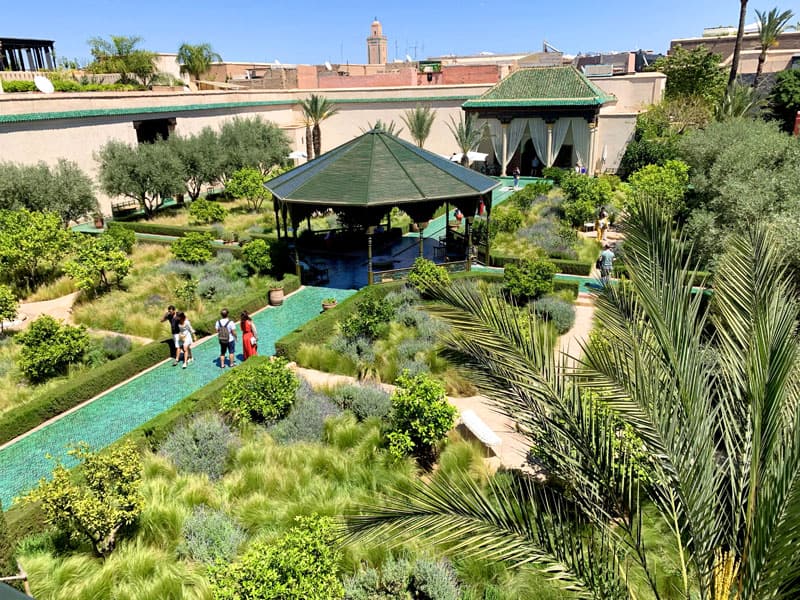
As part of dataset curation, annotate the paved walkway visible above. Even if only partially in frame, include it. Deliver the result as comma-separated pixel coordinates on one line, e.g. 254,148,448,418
0,286,355,507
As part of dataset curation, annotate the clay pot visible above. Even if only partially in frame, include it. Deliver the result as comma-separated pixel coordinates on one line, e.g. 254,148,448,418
321,300,337,311
268,287,284,306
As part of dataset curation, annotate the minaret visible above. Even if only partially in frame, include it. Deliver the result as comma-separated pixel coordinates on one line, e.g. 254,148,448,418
366,17,387,65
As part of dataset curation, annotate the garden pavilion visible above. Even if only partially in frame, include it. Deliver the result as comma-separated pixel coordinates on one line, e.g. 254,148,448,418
463,66,613,176
265,129,499,284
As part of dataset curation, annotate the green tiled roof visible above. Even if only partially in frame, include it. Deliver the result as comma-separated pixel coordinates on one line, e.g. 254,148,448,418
266,130,499,206
462,66,613,108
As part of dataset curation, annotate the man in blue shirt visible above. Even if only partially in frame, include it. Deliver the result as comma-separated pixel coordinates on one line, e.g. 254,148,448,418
600,244,615,286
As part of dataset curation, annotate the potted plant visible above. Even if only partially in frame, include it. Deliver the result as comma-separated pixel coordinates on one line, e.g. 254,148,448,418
93,212,105,229
321,297,338,311
268,285,285,306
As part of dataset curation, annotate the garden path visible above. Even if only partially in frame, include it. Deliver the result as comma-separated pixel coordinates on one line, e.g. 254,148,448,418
0,285,355,507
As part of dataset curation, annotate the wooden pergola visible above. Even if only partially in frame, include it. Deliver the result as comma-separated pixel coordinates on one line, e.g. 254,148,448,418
265,129,500,283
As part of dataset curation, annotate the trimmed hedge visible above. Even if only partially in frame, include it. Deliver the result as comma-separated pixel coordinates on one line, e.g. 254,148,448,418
553,280,580,299
614,263,712,287
0,341,170,446
491,254,593,276
114,222,212,238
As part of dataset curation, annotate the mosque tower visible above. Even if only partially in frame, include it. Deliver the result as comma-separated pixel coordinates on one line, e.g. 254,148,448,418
366,17,387,64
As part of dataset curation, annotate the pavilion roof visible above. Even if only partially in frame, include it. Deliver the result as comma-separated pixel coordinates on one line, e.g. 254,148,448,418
462,66,613,109
265,130,499,206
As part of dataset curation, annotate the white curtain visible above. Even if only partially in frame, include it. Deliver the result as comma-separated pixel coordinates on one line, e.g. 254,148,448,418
504,119,528,171
548,118,571,167
479,118,503,167
528,118,548,165
570,118,590,168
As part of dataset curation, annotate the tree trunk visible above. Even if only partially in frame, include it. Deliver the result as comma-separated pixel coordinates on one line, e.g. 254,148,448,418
729,0,748,85
461,156,470,168
753,51,766,89
305,125,313,161
312,124,322,158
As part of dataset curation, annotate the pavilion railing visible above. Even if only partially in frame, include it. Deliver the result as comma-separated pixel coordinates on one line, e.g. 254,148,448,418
372,260,470,284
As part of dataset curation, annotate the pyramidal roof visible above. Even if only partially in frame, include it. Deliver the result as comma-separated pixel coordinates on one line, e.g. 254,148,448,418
463,66,613,108
266,130,499,206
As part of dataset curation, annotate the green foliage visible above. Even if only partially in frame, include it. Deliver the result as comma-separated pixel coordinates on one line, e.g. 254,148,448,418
96,140,184,218
17,316,89,382
489,205,524,237
174,278,198,306
447,115,485,167
159,412,239,480
169,127,224,200
188,197,227,225
209,514,344,600
503,259,556,302
242,238,273,274
541,166,569,184
64,234,132,294
0,341,166,445
112,221,211,238
532,294,576,334
299,95,339,159
1,80,36,92
220,357,299,423
269,384,342,444
177,42,222,81
0,209,72,291
332,383,392,421
510,181,551,211
178,505,244,565
341,297,395,341
407,258,450,295
769,68,800,132
560,173,613,227
219,116,290,178
101,335,131,359
402,104,437,148
0,500,13,576
626,159,690,216
225,167,271,211
388,371,456,461
652,45,727,104
410,558,460,600
170,232,214,264
22,441,143,557
0,285,18,334
105,222,136,254
87,35,156,85
344,556,411,599
618,138,678,178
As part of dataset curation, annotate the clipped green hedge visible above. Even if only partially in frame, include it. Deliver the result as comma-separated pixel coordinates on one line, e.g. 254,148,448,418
491,254,593,276
114,222,212,238
0,341,170,446
2,80,37,92
553,280,580,299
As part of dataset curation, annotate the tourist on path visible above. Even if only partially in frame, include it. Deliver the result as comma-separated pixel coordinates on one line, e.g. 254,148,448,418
160,305,182,366
240,311,258,360
176,311,195,369
216,308,237,368
600,243,615,286
512,166,520,189
596,206,609,242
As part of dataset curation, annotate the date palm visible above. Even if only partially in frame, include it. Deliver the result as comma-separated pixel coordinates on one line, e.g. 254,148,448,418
401,105,437,148
715,80,764,120
729,0,749,85
176,43,221,84
348,199,800,599
299,94,338,159
754,7,795,88
446,114,484,168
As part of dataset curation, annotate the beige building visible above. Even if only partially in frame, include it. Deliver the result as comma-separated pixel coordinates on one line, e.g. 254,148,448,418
366,18,388,65
0,67,664,214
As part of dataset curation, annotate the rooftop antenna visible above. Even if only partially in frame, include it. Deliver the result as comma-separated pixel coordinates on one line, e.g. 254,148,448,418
543,40,562,53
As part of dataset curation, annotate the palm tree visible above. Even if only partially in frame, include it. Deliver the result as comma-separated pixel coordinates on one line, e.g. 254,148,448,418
299,94,338,159
176,43,221,84
715,80,764,120
729,0,749,85
360,120,404,136
303,115,313,163
401,105,437,148
348,200,800,599
754,7,795,88
446,114,484,168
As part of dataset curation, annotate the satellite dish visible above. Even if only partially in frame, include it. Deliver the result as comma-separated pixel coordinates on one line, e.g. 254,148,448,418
324,61,333,71
405,54,413,63
34,75,55,94
274,59,281,66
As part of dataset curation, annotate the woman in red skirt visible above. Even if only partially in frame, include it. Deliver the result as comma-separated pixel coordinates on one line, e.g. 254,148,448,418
240,311,258,360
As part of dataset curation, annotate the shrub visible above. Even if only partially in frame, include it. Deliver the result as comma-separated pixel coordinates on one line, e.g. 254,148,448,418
17,315,89,382
409,558,460,600
0,285,18,333
509,181,551,211
532,294,576,334
112,222,211,238
344,556,411,599
242,238,273,275
407,258,450,295
209,514,344,600
170,232,214,264
220,357,299,424
489,205,524,237
384,286,420,309
503,259,556,302
188,197,228,225
269,384,342,444
2,80,37,92
102,334,132,359
560,173,613,227
388,371,456,462
542,166,569,184
159,412,239,480
332,383,392,420
177,505,245,565
548,258,593,276
106,221,136,254
341,297,394,341
175,278,198,305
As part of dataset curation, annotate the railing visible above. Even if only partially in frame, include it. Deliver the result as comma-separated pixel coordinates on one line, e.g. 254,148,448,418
372,260,470,284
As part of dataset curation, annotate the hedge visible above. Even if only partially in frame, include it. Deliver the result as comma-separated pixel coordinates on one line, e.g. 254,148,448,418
553,280,580,299
114,222,212,238
491,254,593,276
0,341,170,446
614,263,712,287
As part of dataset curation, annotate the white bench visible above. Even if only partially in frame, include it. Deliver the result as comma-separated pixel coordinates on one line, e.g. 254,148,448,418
459,409,502,456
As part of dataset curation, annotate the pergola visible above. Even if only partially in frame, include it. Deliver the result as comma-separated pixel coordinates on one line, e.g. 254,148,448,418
265,129,499,283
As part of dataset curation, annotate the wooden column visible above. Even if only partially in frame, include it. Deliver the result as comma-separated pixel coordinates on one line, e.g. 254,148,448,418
501,122,509,175
588,121,598,176
418,226,424,258
273,200,281,239
465,217,473,271
292,219,301,278
546,123,554,167
367,232,374,285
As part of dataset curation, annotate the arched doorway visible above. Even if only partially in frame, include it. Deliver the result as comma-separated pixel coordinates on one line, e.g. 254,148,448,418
520,139,542,177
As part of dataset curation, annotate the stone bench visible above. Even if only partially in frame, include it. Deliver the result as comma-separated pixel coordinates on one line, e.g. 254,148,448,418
458,409,502,457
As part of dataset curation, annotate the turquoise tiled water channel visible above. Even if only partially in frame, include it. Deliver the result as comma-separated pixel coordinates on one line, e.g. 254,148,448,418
0,285,355,507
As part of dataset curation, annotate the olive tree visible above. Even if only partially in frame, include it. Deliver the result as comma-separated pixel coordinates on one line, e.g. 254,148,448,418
0,285,18,334
219,117,290,180
169,128,224,200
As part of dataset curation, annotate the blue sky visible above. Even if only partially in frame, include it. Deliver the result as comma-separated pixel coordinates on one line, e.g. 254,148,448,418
3,1,785,66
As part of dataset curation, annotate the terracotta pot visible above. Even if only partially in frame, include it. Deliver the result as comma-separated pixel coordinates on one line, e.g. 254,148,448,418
268,287,284,306
94,217,105,229
322,301,337,311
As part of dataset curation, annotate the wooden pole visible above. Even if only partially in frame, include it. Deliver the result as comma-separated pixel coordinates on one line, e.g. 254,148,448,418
367,233,374,285
292,220,301,279
418,226,424,258
274,200,281,239
465,218,473,272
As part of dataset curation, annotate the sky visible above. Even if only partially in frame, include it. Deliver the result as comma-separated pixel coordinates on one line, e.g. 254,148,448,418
3,1,788,66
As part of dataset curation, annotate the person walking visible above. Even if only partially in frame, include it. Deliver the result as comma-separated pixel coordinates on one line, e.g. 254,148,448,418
176,311,195,369
512,166,521,189
240,311,258,360
160,305,182,366
215,308,237,368
597,206,609,242
600,243,615,286
531,155,541,177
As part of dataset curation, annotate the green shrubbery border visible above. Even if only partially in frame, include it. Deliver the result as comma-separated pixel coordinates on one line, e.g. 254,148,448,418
491,254,594,276
113,222,212,238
